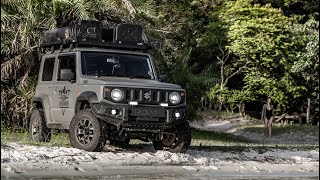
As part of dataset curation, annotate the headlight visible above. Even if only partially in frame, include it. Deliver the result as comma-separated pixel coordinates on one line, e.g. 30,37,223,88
169,92,181,104
111,88,124,101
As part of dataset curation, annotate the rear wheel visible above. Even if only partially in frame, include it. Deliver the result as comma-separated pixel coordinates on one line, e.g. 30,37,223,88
29,108,51,142
69,110,107,152
153,121,192,153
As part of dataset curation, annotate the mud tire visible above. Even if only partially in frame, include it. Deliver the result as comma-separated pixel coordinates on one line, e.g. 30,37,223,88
69,110,107,152
29,108,51,142
153,121,192,153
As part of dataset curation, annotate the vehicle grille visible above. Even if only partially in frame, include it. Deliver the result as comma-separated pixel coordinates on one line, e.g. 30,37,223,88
124,89,168,105
105,87,185,105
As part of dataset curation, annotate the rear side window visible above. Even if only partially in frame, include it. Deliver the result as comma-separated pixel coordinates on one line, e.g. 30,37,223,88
42,58,55,81
57,54,76,81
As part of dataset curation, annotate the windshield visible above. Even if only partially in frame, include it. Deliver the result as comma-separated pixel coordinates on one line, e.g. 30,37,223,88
81,52,155,79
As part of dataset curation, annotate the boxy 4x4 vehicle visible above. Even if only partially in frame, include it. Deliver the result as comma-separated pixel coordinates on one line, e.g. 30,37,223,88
29,20,191,153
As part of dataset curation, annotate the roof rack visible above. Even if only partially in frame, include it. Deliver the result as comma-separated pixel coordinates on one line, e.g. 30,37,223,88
40,20,160,52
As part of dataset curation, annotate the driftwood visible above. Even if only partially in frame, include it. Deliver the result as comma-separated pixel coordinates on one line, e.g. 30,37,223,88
274,113,287,122
274,113,303,125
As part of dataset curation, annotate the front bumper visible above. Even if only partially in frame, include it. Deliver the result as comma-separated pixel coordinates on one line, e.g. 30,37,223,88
91,99,187,130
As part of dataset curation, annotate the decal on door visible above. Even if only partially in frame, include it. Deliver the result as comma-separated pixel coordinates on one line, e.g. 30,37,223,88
59,86,70,107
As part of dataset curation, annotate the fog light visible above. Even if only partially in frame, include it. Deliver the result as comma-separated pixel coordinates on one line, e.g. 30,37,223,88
111,109,117,115
174,112,181,119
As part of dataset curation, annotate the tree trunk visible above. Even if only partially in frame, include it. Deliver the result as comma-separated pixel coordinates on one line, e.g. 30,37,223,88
238,104,242,116
219,102,223,112
242,103,246,116
307,98,311,124
223,103,229,113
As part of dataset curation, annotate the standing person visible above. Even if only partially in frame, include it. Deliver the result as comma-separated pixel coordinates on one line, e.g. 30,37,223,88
261,97,275,138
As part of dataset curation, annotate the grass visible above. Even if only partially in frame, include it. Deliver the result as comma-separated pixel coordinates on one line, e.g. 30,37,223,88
242,124,320,136
1,129,71,148
191,129,250,146
1,127,318,152
191,128,319,152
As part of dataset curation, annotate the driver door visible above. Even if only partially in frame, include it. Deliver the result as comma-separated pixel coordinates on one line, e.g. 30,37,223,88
51,54,77,129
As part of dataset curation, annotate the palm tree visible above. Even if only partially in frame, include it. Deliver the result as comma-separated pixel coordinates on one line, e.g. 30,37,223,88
1,0,157,128
1,0,157,82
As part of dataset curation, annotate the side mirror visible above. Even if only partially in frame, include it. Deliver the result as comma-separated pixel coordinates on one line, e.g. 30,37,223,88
107,58,119,64
158,75,166,82
107,58,121,69
60,69,75,81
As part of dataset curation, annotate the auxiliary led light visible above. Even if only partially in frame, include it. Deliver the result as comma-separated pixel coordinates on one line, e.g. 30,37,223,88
174,112,181,119
111,109,117,115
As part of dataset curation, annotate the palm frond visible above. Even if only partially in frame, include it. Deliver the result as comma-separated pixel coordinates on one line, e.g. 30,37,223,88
1,0,26,12
121,0,137,15
55,0,73,5
46,16,57,29
90,0,117,11
1,8,21,29
69,0,90,20
1,55,22,80
1,46,37,80
131,0,157,18
18,65,31,87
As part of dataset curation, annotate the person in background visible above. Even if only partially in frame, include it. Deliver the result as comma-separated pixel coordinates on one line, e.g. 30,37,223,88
261,97,275,138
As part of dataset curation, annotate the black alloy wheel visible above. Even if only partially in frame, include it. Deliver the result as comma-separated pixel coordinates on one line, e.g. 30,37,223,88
29,108,51,142
153,121,192,153
69,110,107,152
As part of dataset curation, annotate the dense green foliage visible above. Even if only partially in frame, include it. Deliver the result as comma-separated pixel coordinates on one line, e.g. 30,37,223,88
1,0,319,128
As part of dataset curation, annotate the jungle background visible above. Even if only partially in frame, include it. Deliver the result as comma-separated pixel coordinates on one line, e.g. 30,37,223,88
1,0,319,129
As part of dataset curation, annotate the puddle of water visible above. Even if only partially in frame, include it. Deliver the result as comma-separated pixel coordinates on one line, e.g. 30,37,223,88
2,173,319,180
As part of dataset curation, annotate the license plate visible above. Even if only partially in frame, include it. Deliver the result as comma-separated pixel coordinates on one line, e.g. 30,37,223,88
130,108,165,117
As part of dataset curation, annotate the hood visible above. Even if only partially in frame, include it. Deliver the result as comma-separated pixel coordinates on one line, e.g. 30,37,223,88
80,76,182,90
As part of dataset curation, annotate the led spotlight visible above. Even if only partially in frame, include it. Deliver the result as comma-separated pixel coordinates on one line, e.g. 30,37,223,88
174,112,181,119
111,109,117,115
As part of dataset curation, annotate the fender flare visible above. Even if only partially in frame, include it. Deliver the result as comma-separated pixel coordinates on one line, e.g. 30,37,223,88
31,95,52,124
75,91,99,113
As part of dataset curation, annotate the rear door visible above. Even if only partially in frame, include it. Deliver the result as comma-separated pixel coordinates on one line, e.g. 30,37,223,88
37,56,56,124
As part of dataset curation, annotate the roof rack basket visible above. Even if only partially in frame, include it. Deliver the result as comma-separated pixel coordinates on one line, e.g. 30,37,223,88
40,20,160,52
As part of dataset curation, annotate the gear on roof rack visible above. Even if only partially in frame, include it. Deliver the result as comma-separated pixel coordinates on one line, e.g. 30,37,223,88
40,20,160,51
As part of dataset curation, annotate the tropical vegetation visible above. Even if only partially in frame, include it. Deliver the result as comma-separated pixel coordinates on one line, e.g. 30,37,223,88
1,0,319,128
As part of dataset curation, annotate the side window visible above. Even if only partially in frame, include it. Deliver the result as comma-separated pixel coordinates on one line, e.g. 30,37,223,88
42,58,55,81
57,54,76,81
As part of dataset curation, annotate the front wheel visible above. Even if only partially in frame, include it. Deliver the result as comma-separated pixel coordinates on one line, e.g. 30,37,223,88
153,121,192,153
69,110,107,152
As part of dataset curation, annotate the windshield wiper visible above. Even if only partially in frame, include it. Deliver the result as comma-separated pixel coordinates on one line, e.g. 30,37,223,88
130,75,151,79
98,73,127,77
